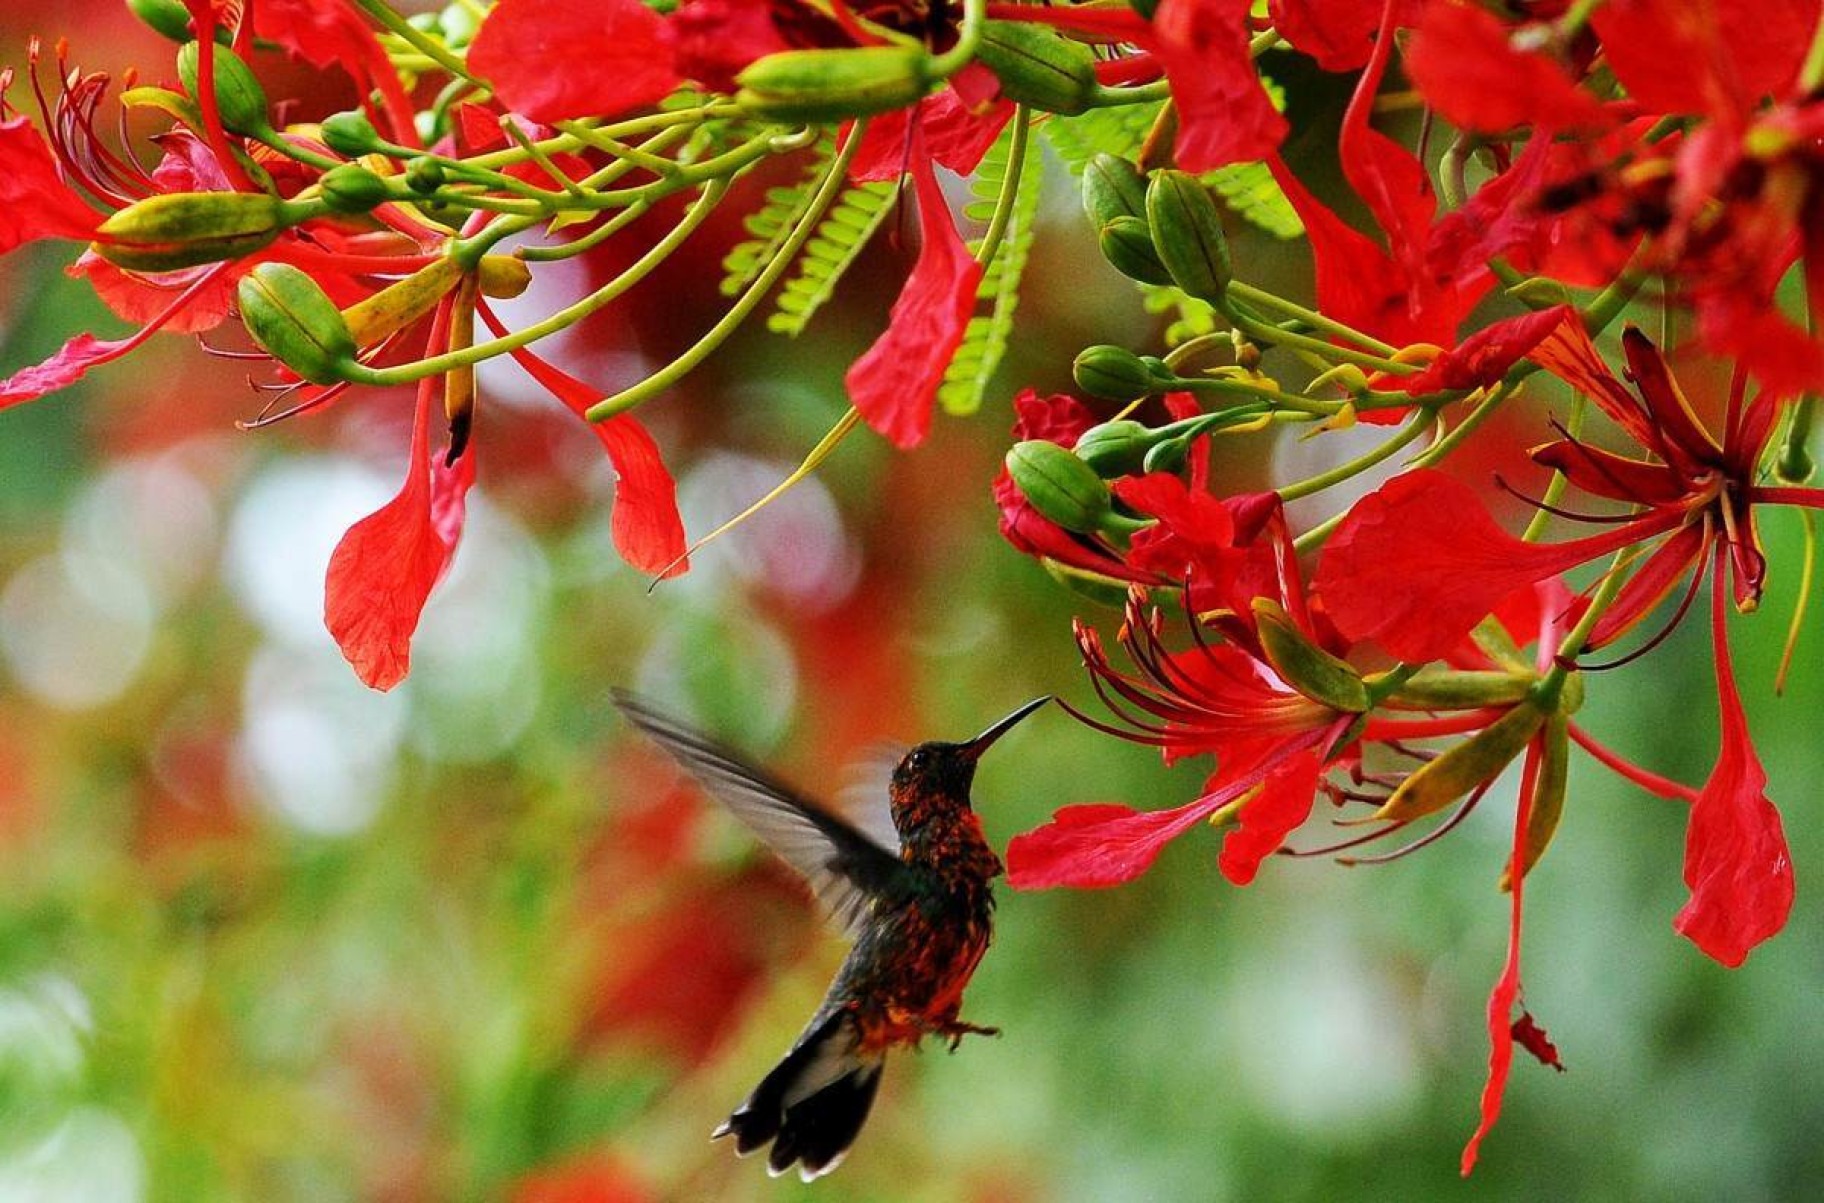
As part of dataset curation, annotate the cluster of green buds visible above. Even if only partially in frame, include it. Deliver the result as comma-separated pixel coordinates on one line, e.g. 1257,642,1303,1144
1083,155,1232,305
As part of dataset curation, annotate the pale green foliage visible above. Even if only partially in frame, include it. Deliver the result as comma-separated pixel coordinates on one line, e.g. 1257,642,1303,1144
719,135,836,298
765,178,899,336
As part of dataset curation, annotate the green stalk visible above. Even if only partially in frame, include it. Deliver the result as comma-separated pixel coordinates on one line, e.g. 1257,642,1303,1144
585,123,869,421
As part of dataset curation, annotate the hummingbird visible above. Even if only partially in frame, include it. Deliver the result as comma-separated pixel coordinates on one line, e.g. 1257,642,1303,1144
610,690,1052,1181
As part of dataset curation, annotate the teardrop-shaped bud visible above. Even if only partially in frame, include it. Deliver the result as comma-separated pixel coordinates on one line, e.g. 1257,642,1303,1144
1097,216,1174,286
318,163,391,214
237,263,361,384
1073,419,1158,477
319,110,383,156
735,46,933,123
1073,344,1162,402
177,41,273,137
1146,170,1231,305
1082,153,1148,228
95,191,305,271
1006,439,1114,534
976,22,1098,115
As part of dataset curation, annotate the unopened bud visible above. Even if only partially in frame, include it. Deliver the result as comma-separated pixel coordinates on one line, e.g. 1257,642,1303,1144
735,46,933,123
177,41,272,136
1006,439,1114,534
96,191,305,271
129,0,198,42
318,163,390,214
405,156,447,194
477,254,532,299
1082,154,1148,228
1072,419,1157,477
976,22,1098,116
1073,344,1162,402
1146,170,1231,305
237,263,360,384
1096,217,1173,286
319,110,382,156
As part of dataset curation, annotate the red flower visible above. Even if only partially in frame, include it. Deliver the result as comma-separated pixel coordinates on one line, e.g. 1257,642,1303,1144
469,0,682,123
1268,0,1391,72
1404,2,1607,135
845,136,983,448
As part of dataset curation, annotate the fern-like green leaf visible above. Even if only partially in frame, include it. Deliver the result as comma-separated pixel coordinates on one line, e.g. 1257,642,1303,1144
1040,101,1165,178
719,135,837,298
766,178,898,336
941,118,1044,417
1207,160,1302,240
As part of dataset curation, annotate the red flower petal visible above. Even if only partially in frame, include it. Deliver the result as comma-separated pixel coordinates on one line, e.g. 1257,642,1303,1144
0,332,136,409
1007,795,1238,890
1510,1011,1565,1072
1591,0,1818,119
487,319,689,577
850,91,1015,185
1154,0,1288,171
670,0,794,95
256,0,419,141
845,150,981,448
0,113,101,253
1267,0,1387,72
469,0,681,123
324,390,475,691
1673,571,1795,966
68,252,238,335
1216,745,1323,885
1405,3,1608,133
1393,306,1573,394
1461,741,1544,1176
1315,470,1672,663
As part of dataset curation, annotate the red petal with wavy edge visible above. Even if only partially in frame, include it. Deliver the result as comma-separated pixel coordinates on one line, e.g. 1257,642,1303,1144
670,0,794,95
484,315,689,577
0,332,135,409
850,90,1014,184
68,252,238,335
0,113,101,252
1393,306,1573,394
1591,0,1819,119
1461,739,1543,1175
1511,1012,1565,1072
1009,724,1333,889
1315,469,1676,663
325,389,475,691
469,0,681,123
1405,3,1608,133
256,0,419,142
1267,0,1386,71
1673,569,1795,966
1217,745,1324,885
845,149,981,448
1154,0,1287,171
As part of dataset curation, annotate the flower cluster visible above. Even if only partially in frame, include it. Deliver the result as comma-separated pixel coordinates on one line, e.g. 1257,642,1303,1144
1,0,1821,1177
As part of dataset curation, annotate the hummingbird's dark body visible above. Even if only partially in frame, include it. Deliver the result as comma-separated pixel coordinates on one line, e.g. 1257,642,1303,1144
611,692,1048,1180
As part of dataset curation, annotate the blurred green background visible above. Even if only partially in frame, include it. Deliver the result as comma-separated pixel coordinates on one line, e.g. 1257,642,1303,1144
3,8,1824,1202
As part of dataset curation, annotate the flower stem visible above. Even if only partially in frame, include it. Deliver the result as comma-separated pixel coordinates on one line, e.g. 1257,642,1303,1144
584,122,869,421
351,0,477,82
1277,407,1438,502
1227,282,1400,357
974,107,1030,270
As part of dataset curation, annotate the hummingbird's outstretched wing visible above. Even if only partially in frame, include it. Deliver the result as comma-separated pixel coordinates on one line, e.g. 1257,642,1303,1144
612,691,916,935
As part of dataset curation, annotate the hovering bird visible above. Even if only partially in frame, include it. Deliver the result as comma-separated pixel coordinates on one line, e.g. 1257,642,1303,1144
610,691,1051,1181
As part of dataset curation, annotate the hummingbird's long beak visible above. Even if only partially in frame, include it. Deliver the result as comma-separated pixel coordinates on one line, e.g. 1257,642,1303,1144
960,696,1053,761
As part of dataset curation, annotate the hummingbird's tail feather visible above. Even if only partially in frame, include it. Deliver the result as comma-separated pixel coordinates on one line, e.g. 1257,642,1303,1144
714,1010,884,1181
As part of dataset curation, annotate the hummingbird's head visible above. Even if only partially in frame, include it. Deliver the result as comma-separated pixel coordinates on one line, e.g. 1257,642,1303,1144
889,696,1052,805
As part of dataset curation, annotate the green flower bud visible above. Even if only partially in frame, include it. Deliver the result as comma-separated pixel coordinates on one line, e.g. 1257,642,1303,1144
735,46,933,123
1073,344,1161,402
318,163,391,214
1252,599,1369,714
1082,153,1148,228
129,0,198,42
975,22,1098,116
477,254,532,299
95,191,304,271
1097,216,1173,286
237,263,361,385
319,110,382,156
1072,419,1157,477
405,156,447,194
177,41,273,137
1006,439,1114,534
1146,170,1231,305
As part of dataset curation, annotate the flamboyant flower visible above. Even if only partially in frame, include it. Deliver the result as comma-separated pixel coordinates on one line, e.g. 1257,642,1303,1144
1319,325,1820,966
